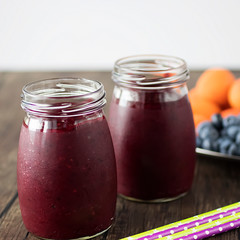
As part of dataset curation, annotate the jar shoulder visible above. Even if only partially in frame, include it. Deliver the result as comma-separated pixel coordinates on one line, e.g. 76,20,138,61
22,110,107,132
111,85,190,106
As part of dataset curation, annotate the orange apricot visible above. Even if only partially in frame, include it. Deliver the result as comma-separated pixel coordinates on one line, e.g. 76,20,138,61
228,78,240,109
195,68,235,108
190,97,221,118
221,108,240,118
188,88,202,104
193,114,209,128
188,88,198,99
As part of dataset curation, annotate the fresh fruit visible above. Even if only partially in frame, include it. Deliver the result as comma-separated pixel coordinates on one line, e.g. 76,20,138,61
197,121,219,141
226,126,240,140
221,108,240,118
189,69,240,128
188,88,199,101
219,137,233,154
193,69,240,155
196,113,240,156
193,114,209,128
211,113,223,130
195,68,235,108
228,143,237,155
236,132,240,145
222,115,240,127
190,98,220,119
202,138,212,150
228,78,240,109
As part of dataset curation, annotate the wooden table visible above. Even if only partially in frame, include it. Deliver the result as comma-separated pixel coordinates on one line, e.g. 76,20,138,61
0,71,240,240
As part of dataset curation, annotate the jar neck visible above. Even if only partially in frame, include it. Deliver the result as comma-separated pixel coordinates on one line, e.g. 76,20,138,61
112,55,189,90
21,78,106,118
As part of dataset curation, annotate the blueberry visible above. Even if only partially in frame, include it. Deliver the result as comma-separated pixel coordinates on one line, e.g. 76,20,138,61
196,136,202,148
196,112,240,156
198,125,219,141
223,116,240,127
216,137,225,146
202,138,213,150
211,113,223,130
209,128,219,141
228,143,237,155
236,132,240,145
234,145,240,156
212,139,220,152
220,128,228,137
219,137,233,154
226,126,240,140
198,127,209,139
197,121,211,134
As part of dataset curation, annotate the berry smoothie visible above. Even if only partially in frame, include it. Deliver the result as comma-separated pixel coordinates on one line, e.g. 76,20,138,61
17,113,117,239
109,91,195,201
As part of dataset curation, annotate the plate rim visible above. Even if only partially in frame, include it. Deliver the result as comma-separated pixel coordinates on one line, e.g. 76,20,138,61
196,147,240,161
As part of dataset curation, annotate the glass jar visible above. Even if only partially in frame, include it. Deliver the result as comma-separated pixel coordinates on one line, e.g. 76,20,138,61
109,55,196,202
17,78,117,239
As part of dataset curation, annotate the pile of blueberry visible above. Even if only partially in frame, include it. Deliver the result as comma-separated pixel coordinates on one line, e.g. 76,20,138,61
196,114,240,156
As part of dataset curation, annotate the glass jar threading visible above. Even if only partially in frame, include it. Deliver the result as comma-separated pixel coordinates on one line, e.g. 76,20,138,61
21,78,106,117
112,54,189,89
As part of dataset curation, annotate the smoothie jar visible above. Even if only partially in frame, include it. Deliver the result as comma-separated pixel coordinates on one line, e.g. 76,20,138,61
109,55,196,202
17,78,117,239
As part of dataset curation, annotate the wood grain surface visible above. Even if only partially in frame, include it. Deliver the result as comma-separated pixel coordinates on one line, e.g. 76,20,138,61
0,71,240,240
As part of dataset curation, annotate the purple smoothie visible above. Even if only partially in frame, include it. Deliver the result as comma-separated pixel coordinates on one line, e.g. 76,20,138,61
17,113,117,239
109,91,196,201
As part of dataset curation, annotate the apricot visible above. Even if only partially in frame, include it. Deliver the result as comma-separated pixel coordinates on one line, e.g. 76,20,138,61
228,78,240,109
193,114,209,128
190,97,221,119
195,69,235,108
188,88,201,104
221,108,240,118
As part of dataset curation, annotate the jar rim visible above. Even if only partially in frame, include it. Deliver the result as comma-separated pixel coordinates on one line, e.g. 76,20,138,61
112,54,189,90
23,77,103,99
21,77,106,117
115,54,187,72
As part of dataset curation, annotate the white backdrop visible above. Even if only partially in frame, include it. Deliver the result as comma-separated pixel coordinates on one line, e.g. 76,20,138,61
0,0,240,71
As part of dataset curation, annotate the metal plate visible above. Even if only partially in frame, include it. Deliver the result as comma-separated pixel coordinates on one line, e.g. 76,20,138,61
196,147,240,162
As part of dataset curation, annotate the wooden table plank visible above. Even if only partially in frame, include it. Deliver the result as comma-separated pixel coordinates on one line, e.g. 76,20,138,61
0,198,27,240
0,71,240,240
0,76,22,214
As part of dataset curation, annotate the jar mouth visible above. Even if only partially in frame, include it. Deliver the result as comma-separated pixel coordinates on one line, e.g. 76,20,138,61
112,54,189,89
21,78,106,117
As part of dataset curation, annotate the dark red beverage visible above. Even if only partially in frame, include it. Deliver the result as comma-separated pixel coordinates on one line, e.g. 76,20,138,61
109,55,196,202
17,78,117,239
109,92,195,201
